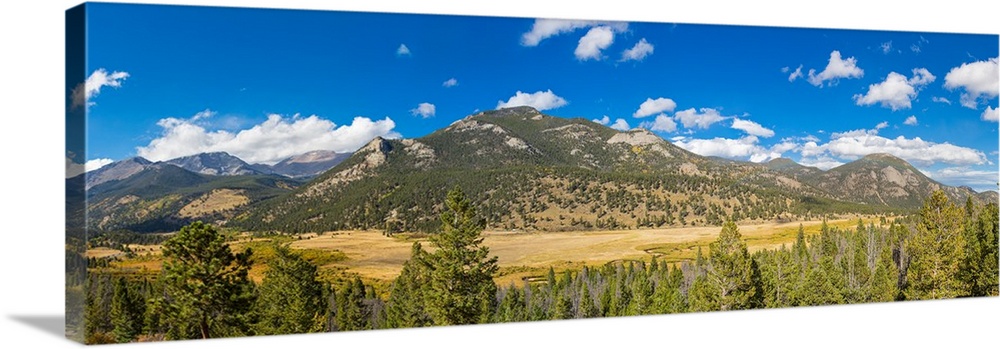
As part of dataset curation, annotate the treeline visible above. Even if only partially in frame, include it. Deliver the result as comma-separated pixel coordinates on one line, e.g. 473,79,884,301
81,189,998,343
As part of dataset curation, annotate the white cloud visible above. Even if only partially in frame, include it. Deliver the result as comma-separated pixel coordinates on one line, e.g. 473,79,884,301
798,156,845,170
396,44,411,56
806,51,864,87
520,19,627,47
781,67,790,73
593,115,611,125
927,167,998,192
621,38,654,62
787,65,804,82
944,57,999,109
794,125,986,166
672,135,782,163
880,41,893,54
675,108,728,129
731,118,775,138
521,19,597,46
442,78,458,88
496,90,568,111
410,103,436,118
575,26,615,61
137,112,400,165
983,106,999,122
640,114,677,133
932,96,952,105
853,69,935,110
70,68,129,110
65,158,114,178
633,97,677,118
904,115,919,125
609,118,631,131
875,121,889,130
190,109,216,122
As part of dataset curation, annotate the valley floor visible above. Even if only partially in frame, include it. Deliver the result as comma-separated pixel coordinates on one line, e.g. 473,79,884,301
289,218,865,285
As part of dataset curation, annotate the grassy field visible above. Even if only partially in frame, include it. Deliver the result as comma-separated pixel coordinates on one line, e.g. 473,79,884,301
89,217,878,288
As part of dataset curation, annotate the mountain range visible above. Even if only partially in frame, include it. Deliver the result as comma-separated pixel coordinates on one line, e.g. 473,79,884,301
71,106,998,234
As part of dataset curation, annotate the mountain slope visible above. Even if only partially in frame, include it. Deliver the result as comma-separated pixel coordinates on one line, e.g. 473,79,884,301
802,153,973,208
87,163,301,233
256,150,351,179
165,152,267,176
85,157,153,189
234,107,865,234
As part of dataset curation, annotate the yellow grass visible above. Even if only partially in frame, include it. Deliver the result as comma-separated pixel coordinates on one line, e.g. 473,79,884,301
90,217,884,287
178,189,249,218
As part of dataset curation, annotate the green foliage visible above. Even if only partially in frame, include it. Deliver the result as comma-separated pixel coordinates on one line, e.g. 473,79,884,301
384,243,432,328
906,190,966,300
422,187,499,325
254,244,329,335
154,221,256,339
334,278,369,331
960,202,999,296
697,221,763,311
110,277,146,342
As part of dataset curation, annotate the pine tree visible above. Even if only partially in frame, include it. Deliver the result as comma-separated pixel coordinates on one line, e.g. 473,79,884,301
385,242,432,328
154,222,255,340
110,277,145,343
699,221,763,311
422,187,499,325
906,190,966,300
254,244,328,335
959,202,999,296
335,277,369,331
577,282,600,318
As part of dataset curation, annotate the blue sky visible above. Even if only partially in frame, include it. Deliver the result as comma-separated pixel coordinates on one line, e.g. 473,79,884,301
71,3,999,191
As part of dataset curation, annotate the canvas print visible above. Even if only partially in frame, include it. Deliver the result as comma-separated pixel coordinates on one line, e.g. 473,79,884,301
65,2,999,344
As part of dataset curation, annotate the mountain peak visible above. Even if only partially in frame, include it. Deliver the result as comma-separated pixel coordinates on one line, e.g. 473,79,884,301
165,152,264,176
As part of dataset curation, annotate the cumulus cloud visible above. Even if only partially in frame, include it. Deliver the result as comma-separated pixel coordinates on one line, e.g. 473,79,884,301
853,68,935,110
621,38,654,62
136,112,400,165
633,97,677,118
609,118,631,131
396,44,411,56
932,96,952,105
927,167,999,192
798,156,846,170
442,78,458,88
731,118,775,138
880,41,893,54
675,108,728,129
983,106,999,122
787,65,804,82
875,121,889,130
904,115,919,125
795,125,986,166
575,26,615,61
70,68,130,110
410,103,436,118
944,57,999,108
65,158,114,178
520,19,627,47
672,135,784,163
593,115,611,125
806,51,864,87
496,90,568,111
521,19,597,46
640,114,677,133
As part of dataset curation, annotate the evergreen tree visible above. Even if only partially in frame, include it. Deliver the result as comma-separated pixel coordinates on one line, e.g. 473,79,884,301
577,282,600,318
254,244,328,335
155,221,255,340
700,221,763,311
494,285,527,323
422,187,499,325
110,277,145,343
385,243,432,328
906,191,966,300
960,202,999,296
335,277,369,331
